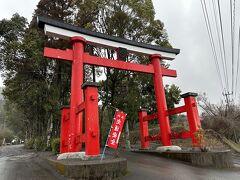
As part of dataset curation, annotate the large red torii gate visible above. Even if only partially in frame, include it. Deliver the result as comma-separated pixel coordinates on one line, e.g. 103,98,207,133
38,16,202,156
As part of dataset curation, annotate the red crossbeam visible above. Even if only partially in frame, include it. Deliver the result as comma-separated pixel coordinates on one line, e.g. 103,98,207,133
63,112,70,121
44,48,73,61
44,47,177,77
167,105,186,116
83,53,153,73
146,134,161,141
171,131,191,139
76,102,85,114
143,106,187,122
83,53,177,77
146,131,191,142
76,134,85,143
143,113,158,121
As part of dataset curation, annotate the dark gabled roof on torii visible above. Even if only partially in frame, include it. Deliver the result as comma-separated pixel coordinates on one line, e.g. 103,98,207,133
37,16,180,57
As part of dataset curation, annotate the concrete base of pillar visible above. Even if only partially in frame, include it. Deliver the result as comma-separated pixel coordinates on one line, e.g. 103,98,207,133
133,149,233,168
156,145,182,152
49,154,127,179
57,152,99,160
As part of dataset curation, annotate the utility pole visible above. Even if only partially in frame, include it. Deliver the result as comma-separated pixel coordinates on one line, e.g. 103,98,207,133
222,91,233,112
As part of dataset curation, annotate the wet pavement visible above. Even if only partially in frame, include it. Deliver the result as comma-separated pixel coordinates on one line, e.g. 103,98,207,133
0,145,240,180
233,153,240,166
121,151,240,180
0,145,66,180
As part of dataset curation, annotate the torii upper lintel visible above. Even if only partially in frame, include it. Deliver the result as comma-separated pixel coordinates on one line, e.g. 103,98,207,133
37,16,180,60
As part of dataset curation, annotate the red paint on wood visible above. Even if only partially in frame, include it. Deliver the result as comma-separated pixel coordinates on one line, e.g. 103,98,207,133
143,113,158,121
151,54,172,146
76,102,85,114
171,131,191,139
60,107,70,153
184,96,201,146
44,47,73,61
146,134,161,142
139,110,149,149
167,106,186,116
68,37,85,152
84,85,100,155
83,53,177,77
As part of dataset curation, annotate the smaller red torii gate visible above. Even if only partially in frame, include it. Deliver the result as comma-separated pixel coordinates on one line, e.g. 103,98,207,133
138,92,201,149
38,16,202,156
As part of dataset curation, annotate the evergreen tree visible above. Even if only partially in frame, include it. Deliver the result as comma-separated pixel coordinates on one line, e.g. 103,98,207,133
88,0,180,129
0,0,181,146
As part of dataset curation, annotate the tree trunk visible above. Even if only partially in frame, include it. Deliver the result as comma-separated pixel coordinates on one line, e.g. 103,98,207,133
124,120,131,150
46,112,53,148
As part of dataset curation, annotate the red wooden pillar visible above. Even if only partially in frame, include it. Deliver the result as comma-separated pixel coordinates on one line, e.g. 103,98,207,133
151,54,172,146
82,82,100,156
138,108,149,149
181,92,201,146
68,36,86,152
60,106,70,154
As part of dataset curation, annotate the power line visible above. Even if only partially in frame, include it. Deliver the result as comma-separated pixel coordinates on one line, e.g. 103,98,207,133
233,0,236,97
235,25,240,98
217,0,230,93
211,0,228,92
200,0,238,102
200,0,225,92
230,0,235,95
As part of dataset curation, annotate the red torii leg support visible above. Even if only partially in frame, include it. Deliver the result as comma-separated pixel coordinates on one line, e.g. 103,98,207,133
181,93,201,147
68,36,86,152
60,106,70,154
151,54,172,146
82,82,100,156
139,108,149,149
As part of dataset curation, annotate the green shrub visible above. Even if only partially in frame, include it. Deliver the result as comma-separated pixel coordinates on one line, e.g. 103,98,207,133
25,138,35,149
34,137,46,151
0,128,14,144
51,138,60,154
25,137,46,151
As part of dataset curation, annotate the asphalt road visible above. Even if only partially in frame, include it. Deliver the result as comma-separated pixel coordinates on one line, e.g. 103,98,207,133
0,145,240,180
233,153,240,166
0,145,66,180
121,151,240,180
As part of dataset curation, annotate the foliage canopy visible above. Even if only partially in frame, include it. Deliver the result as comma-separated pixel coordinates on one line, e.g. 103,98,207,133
0,0,181,145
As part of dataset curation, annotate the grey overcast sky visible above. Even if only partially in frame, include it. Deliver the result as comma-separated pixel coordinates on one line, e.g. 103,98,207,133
0,0,238,104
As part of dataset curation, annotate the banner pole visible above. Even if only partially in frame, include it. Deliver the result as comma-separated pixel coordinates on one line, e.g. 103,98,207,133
101,110,118,160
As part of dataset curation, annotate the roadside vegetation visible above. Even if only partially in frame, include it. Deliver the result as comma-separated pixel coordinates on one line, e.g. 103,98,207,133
198,94,240,144
0,128,14,145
